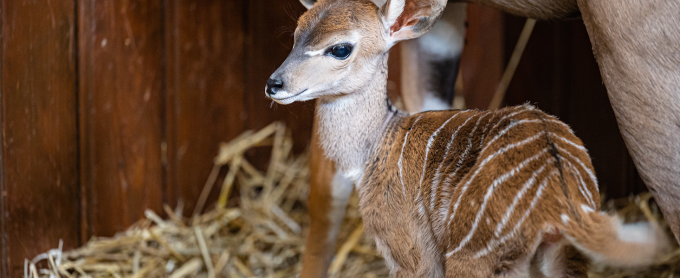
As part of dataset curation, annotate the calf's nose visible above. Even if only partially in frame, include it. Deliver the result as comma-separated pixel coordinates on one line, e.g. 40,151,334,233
266,78,284,95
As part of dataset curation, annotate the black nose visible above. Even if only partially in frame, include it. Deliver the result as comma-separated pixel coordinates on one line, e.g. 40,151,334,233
266,78,284,95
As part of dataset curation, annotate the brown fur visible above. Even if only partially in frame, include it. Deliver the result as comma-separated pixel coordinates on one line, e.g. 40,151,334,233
270,0,669,276
452,0,578,19
297,1,374,45
360,105,607,277
450,0,680,243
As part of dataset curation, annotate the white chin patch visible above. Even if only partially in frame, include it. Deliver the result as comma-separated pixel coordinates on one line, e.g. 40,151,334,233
269,89,316,104
268,91,297,104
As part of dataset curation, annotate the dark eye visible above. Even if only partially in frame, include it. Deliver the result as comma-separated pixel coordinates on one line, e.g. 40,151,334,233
329,44,353,60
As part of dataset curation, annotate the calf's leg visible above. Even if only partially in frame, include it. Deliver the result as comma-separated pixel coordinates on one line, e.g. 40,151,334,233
300,112,353,278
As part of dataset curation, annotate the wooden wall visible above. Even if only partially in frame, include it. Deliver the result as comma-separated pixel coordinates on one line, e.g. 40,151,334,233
0,1,316,276
1,0,80,276
0,1,645,277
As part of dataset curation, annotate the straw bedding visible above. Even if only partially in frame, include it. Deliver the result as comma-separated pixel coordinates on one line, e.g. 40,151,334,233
28,123,680,278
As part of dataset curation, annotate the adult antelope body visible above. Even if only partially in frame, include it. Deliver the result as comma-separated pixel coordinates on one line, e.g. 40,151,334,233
265,0,668,276
293,0,680,276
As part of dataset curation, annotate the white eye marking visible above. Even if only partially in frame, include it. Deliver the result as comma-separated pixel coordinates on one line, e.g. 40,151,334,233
305,48,326,56
305,32,362,57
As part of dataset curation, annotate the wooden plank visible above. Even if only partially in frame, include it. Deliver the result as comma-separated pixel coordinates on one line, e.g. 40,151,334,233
502,15,562,112
244,0,314,166
0,0,79,276
164,0,246,214
459,4,504,109
78,0,165,237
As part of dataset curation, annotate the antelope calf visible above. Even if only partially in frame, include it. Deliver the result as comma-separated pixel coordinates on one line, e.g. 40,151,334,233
266,0,668,276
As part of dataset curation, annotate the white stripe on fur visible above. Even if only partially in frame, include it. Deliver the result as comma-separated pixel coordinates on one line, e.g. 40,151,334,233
447,147,550,257
550,132,587,152
474,170,559,258
556,145,599,192
494,159,554,237
484,108,531,140
447,132,544,229
431,112,482,210
416,113,460,201
481,119,544,155
562,158,596,207
399,115,422,197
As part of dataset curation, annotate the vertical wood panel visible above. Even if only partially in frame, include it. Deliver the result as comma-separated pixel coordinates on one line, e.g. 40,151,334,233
0,0,79,276
78,0,165,237
503,16,562,111
164,0,246,213
459,4,504,109
245,0,314,164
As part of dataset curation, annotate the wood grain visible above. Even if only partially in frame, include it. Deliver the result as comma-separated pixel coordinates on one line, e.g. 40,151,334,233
164,0,246,214
78,0,165,237
244,0,314,168
459,4,504,109
0,0,79,276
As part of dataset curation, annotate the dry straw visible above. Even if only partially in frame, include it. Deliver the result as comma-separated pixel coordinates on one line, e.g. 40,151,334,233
28,123,680,278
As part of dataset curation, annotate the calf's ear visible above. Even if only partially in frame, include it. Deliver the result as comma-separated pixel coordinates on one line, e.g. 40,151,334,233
379,0,447,46
300,0,317,10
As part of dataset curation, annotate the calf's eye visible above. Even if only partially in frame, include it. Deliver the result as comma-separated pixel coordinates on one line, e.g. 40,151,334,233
329,44,353,60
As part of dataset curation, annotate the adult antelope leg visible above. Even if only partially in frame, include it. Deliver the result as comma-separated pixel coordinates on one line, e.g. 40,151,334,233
300,108,353,278
576,0,680,241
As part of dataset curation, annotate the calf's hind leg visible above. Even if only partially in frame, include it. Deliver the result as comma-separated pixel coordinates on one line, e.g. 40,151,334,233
530,243,589,278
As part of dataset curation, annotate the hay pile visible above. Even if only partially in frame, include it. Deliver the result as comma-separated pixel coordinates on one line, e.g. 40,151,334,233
26,122,382,278
27,123,679,278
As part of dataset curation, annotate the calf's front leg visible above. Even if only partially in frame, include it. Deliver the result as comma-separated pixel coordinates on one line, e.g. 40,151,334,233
300,110,354,278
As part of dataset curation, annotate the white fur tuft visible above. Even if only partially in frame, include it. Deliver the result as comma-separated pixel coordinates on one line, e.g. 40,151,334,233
567,214,669,268
384,0,405,28
617,222,658,245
